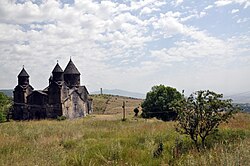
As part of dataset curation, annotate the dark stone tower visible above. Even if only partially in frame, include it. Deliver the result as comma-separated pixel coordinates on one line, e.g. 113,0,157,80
18,67,30,87
13,67,33,120
64,59,80,88
14,67,32,104
47,63,64,118
48,63,63,105
52,62,64,82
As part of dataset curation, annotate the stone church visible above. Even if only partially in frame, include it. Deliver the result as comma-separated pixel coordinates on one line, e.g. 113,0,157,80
12,59,93,120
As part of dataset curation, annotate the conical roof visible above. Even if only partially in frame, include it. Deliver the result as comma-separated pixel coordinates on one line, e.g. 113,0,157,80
64,59,80,74
52,63,63,73
18,67,29,77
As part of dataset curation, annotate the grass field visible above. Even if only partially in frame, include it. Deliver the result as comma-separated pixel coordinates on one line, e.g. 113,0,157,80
0,95,250,165
91,94,142,115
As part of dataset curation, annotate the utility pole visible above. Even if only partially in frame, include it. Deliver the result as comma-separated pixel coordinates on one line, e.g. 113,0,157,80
122,101,126,121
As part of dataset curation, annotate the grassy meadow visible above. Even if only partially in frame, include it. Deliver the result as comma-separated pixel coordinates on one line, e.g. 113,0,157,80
0,95,250,165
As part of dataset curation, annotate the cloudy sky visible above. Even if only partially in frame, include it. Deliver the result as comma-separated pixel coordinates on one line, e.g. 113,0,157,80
0,0,249,96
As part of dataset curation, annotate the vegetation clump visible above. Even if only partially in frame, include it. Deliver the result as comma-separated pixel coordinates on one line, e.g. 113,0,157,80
91,94,111,114
173,90,238,150
153,142,163,158
0,92,12,123
141,85,182,121
57,115,67,121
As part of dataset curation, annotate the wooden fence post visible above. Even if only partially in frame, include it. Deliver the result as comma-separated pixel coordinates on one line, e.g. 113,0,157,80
122,101,126,120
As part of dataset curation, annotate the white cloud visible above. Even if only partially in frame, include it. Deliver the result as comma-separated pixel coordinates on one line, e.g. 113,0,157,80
215,0,250,8
237,17,250,23
140,6,160,15
140,7,152,15
231,9,239,13
0,24,26,43
150,11,250,68
0,0,249,95
154,17,184,37
0,0,167,91
130,0,164,10
199,12,206,17
152,11,184,37
151,48,185,62
204,5,213,10
173,0,184,6
244,1,250,8
180,9,206,22
149,33,250,95
215,0,232,7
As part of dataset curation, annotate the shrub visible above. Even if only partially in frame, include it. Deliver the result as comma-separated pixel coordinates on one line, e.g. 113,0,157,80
57,115,66,121
0,111,6,123
141,85,182,121
173,90,238,150
0,92,12,123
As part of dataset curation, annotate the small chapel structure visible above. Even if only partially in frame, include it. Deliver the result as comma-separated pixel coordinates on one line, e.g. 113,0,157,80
12,59,93,120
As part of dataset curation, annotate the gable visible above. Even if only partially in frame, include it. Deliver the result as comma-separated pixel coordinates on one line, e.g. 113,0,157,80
27,91,48,105
63,90,84,104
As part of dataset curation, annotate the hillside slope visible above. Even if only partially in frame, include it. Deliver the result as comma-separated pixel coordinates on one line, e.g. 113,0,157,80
91,94,143,120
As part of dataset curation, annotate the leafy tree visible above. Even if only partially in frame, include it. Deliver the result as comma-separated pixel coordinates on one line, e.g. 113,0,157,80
0,92,12,123
173,90,238,150
141,85,182,121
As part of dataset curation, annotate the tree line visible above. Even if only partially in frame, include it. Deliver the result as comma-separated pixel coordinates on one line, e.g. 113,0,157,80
0,92,12,123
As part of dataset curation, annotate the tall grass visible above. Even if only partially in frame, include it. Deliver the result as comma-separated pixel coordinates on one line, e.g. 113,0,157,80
174,137,250,166
0,113,249,165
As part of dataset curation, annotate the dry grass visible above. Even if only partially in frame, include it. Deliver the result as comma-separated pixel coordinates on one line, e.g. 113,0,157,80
91,94,143,117
221,112,250,130
0,118,176,165
0,95,249,166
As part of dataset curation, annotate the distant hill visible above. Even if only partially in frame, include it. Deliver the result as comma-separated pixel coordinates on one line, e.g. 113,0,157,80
91,89,145,99
1,88,145,99
230,96,250,104
224,92,250,104
237,103,250,113
0,89,13,98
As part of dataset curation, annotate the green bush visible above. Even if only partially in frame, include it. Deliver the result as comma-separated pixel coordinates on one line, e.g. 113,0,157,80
206,129,248,147
0,92,12,123
173,90,238,150
0,111,6,123
60,139,78,149
57,115,66,121
142,85,182,121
